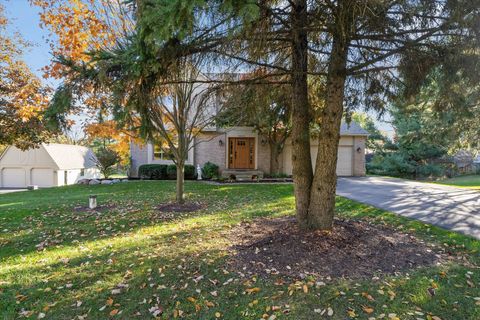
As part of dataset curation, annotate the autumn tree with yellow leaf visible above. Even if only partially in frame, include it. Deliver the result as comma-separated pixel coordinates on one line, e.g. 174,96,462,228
32,0,136,165
0,4,51,150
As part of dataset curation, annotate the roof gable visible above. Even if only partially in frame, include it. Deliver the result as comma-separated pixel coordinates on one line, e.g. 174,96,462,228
42,144,98,170
340,121,369,136
0,145,58,168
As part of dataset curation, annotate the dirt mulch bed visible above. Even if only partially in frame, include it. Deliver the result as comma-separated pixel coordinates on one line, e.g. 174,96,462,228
73,204,117,213
228,216,446,279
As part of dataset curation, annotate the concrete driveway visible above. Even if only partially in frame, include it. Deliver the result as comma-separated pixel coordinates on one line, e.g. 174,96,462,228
337,176,480,239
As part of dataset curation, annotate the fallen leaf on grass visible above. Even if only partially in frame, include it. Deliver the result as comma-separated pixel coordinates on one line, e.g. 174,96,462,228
245,287,261,294
361,292,375,301
362,306,374,314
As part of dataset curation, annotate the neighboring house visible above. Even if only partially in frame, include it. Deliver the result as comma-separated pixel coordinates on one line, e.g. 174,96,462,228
130,122,368,178
0,144,100,188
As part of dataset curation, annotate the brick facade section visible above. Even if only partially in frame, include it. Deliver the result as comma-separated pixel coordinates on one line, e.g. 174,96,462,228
353,136,366,176
194,132,227,172
256,134,271,173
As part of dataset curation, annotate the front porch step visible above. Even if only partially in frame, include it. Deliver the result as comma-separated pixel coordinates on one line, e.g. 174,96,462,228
221,170,264,181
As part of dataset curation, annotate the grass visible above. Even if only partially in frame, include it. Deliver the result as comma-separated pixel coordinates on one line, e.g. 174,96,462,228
1,181,479,319
435,175,480,189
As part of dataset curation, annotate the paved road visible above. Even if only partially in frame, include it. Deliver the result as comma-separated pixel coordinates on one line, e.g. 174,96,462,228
0,188,27,195
337,176,480,239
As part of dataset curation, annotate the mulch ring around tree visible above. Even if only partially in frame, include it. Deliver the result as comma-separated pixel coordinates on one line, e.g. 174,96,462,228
228,216,448,280
73,204,117,214
154,201,205,221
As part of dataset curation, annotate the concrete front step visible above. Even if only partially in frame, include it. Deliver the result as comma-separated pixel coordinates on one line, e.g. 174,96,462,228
221,170,264,180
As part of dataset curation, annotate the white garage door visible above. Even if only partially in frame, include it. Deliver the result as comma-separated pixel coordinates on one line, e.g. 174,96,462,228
1,168,26,188
31,168,54,187
336,146,353,176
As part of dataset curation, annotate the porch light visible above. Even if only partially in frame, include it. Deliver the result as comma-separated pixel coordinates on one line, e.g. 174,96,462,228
356,147,362,153
89,195,97,209
219,139,224,146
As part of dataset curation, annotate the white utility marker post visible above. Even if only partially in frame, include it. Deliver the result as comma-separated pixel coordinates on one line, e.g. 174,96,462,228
89,195,97,209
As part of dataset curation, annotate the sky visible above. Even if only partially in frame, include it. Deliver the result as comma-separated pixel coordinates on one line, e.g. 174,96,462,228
3,0,394,137
2,0,57,85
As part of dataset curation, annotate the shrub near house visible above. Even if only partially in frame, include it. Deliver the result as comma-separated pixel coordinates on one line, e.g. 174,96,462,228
139,164,196,180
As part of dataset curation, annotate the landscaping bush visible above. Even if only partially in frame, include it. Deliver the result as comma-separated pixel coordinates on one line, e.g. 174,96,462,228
367,153,446,179
264,173,290,179
138,164,168,180
167,164,177,180
184,164,196,180
367,153,415,177
416,163,445,178
140,164,197,180
201,162,219,180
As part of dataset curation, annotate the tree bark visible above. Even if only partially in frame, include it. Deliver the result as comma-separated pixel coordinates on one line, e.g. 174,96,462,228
269,142,282,175
307,34,350,230
290,0,313,228
176,161,185,204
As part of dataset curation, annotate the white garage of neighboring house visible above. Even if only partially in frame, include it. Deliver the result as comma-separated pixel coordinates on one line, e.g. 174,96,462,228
0,144,100,188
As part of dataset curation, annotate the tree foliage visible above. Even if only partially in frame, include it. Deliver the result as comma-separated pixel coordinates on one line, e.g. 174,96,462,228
220,71,291,174
46,0,480,230
94,147,120,179
0,4,51,149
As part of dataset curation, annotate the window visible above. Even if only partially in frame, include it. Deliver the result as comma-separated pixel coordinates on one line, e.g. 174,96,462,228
154,144,174,160
64,171,68,185
80,169,85,176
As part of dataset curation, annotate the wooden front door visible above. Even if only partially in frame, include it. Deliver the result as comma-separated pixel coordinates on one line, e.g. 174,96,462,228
229,138,255,169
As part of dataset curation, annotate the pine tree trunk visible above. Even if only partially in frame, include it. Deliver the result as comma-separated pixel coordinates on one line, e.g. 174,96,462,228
307,36,349,230
176,162,185,204
290,0,313,228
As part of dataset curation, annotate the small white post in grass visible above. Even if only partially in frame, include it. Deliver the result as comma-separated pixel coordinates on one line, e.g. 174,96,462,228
197,164,202,180
89,195,97,209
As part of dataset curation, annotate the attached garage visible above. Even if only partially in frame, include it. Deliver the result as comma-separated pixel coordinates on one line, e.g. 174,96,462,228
0,144,100,188
31,168,55,188
2,168,26,188
336,146,354,176
282,122,369,177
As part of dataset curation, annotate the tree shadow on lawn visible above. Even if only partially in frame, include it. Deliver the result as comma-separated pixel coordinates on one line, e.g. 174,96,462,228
3,231,478,320
2,184,479,318
0,183,295,262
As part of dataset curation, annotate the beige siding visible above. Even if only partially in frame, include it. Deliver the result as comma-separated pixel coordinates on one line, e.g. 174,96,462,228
281,136,366,177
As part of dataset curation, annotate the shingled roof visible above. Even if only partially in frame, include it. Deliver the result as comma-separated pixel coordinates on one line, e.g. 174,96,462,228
340,121,369,136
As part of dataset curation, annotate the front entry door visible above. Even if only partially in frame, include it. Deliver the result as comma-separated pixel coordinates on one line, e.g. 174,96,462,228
229,138,255,169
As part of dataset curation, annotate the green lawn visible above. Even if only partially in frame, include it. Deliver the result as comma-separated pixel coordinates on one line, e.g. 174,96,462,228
1,181,479,319
436,175,480,188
